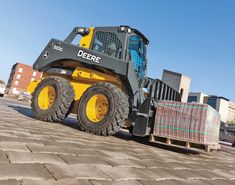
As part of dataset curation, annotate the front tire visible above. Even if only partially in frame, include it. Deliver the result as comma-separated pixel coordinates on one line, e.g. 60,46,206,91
31,76,74,122
77,82,129,136
232,140,235,147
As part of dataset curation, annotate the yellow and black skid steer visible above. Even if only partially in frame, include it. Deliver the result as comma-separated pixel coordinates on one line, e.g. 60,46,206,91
28,26,181,137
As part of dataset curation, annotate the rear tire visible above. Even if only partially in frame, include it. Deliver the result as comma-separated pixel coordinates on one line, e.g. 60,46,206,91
31,76,74,122
77,82,129,136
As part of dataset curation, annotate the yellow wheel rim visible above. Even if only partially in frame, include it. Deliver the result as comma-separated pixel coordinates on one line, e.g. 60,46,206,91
38,85,56,110
86,93,109,123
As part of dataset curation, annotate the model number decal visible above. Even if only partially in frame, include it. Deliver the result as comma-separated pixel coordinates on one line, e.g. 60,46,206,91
77,49,101,64
53,45,63,52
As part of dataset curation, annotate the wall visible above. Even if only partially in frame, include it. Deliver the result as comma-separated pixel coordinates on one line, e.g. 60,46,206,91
162,70,191,102
217,98,229,123
188,92,208,103
179,75,191,102
228,101,235,122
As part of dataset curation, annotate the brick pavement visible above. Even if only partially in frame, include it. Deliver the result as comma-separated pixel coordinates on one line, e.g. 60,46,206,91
0,98,235,185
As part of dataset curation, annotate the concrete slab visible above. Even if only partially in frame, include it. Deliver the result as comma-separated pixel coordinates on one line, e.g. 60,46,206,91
138,179,181,185
100,151,139,160
26,144,77,155
138,179,232,185
143,160,189,169
0,142,29,152
0,163,52,180
202,179,235,185
58,154,111,166
168,169,207,180
21,179,92,185
0,131,18,138
211,170,235,179
7,151,65,164
91,180,142,185
179,180,212,185
140,168,185,181
95,166,154,180
45,164,109,180
0,179,19,185
104,158,145,168
74,149,107,156
0,150,8,163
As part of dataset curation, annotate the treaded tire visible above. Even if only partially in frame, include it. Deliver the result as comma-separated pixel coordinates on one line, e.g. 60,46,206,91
232,141,235,147
77,82,129,136
31,76,74,122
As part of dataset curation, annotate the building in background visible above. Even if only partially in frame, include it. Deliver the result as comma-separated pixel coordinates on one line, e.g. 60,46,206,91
188,92,235,123
228,102,235,123
6,63,42,95
187,92,208,104
204,96,229,123
162,69,191,102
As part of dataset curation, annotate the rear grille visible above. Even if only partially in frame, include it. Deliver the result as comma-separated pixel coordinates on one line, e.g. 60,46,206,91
153,80,181,102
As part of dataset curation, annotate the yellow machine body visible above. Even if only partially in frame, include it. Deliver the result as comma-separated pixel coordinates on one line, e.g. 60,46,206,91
27,66,123,114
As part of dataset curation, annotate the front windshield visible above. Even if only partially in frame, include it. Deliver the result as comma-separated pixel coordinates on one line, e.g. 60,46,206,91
92,31,122,59
128,35,146,79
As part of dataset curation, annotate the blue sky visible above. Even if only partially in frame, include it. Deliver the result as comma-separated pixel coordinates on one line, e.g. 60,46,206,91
0,0,234,101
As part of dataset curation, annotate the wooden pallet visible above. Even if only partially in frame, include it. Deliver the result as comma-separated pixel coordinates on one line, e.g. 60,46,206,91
149,134,221,152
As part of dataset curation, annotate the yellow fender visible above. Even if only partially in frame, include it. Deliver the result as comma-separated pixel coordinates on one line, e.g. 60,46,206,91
27,80,40,94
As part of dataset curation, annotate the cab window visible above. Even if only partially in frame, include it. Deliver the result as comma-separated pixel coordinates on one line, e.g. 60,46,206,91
92,31,122,59
128,35,146,78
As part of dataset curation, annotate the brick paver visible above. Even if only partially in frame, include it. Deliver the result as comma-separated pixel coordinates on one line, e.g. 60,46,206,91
0,151,8,163
21,179,92,185
0,163,52,180
45,164,109,180
7,151,66,164
0,141,30,152
0,180,19,185
0,98,235,184
91,180,143,185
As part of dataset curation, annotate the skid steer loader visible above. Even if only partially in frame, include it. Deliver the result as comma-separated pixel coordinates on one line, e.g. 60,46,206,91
28,26,181,137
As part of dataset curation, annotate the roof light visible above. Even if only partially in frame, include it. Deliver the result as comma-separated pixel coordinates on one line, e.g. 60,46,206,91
120,26,126,31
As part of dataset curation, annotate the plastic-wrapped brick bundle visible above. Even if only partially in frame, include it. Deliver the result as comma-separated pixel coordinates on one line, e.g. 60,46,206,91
153,101,221,145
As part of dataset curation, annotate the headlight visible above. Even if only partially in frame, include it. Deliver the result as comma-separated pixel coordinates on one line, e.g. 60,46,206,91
77,27,85,33
74,27,90,36
120,26,126,32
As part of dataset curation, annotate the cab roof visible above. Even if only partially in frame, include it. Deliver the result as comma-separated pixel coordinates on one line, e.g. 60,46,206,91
94,25,149,45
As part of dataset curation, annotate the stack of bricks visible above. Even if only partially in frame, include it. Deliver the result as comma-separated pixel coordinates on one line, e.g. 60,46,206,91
154,101,221,145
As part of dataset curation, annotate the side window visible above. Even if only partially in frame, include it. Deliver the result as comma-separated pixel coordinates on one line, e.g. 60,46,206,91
128,35,145,79
92,31,122,59
128,35,145,59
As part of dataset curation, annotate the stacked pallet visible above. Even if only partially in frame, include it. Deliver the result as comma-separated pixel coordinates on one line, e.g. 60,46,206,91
153,101,221,149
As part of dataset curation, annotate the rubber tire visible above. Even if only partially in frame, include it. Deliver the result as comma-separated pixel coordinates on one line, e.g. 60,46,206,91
31,76,74,122
77,82,129,136
128,126,133,135
232,141,235,147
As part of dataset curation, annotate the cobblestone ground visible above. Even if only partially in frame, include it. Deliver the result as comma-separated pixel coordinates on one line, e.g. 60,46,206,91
0,98,235,185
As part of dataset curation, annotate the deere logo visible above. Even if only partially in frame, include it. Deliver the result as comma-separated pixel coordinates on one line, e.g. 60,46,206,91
77,49,101,64
42,51,49,59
